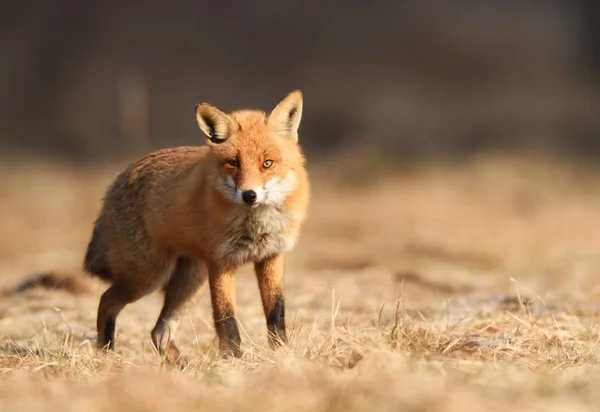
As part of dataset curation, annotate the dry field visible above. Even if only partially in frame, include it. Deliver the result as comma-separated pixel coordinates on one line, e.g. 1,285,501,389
1,152,600,411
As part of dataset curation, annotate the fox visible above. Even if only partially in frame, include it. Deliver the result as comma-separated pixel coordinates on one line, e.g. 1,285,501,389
83,90,310,361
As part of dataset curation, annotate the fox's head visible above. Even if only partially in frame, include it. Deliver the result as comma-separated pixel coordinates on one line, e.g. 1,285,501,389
195,90,305,207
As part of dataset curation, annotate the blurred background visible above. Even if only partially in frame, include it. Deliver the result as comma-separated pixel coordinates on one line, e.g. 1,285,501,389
3,0,600,360
2,0,599,164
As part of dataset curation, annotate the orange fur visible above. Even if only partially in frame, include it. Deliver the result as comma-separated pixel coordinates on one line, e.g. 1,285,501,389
84,90,310,361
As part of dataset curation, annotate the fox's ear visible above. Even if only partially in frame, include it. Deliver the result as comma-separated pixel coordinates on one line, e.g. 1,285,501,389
267,90,303,142
195,103,236,144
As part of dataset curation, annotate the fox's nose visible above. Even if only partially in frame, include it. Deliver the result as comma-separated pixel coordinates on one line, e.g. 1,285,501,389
242,190,258,205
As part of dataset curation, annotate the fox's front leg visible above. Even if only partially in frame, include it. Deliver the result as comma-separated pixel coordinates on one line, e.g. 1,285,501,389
208,264,242,358
255,253,286,348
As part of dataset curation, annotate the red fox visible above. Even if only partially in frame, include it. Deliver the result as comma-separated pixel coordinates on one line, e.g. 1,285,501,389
83,90,309,361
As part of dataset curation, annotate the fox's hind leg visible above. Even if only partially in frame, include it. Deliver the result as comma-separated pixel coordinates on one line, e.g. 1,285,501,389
97,257,175,352
151,257,208,365
97,283,149,351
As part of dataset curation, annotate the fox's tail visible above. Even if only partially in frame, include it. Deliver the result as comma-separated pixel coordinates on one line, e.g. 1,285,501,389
83,219,112,282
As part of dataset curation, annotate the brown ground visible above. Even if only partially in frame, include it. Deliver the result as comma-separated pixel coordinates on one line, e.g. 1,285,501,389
0,152,600,411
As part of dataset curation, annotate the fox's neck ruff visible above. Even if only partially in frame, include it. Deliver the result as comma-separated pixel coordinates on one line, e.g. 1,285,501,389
215,202,296,267
242,203,294,235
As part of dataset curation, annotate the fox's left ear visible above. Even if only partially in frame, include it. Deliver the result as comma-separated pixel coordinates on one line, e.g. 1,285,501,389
267,90,303,142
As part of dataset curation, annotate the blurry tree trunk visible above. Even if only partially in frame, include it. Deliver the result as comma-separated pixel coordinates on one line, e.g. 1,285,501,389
579,0,600,79
0,0,96,153
118,70,150,155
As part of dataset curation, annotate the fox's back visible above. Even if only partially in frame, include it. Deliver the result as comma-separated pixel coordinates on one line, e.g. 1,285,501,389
84,146,210,280
114,145,209,198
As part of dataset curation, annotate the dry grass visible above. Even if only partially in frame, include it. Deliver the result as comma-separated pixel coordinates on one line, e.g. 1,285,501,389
1,152,600,411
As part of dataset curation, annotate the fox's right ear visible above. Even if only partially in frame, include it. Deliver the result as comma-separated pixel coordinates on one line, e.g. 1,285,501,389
195,103,235,144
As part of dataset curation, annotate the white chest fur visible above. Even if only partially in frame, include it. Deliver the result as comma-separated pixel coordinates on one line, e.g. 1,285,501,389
216,205,296,266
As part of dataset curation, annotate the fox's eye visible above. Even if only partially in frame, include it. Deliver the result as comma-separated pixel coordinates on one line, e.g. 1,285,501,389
262,160,274,169
227,159,240,167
